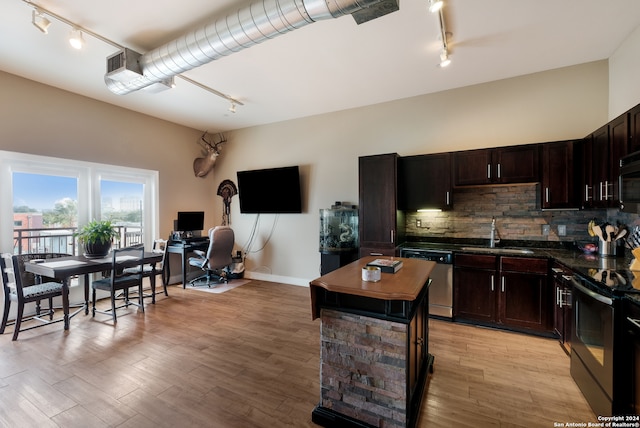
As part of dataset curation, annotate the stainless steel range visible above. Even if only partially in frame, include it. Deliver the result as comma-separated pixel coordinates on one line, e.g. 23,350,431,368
400,247,453,318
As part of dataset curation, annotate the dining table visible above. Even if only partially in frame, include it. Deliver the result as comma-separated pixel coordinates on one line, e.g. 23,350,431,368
23,251,163,330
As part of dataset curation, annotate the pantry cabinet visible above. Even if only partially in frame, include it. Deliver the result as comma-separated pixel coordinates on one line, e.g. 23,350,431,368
358,153,405,257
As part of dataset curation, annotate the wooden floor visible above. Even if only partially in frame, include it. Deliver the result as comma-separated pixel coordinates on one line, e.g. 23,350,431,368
0,280,595,427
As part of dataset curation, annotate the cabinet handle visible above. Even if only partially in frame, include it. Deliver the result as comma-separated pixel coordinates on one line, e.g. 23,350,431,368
599,181,612,201
497,163,501,179
501,276,505,293
446,191,450,206
390,229,395,244
370,252,383,256
487,164,491,179
605,181,614,200
545,187,550,203
556,286,563,308
490,275,494,291
585,184,592,201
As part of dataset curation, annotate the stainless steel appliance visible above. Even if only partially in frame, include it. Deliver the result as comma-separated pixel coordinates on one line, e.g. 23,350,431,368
620,150,640,213
570,273,629,416
400,248,453,318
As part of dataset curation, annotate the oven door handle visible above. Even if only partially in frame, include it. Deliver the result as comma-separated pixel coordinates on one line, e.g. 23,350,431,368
571,278,613,306
628,317,640,330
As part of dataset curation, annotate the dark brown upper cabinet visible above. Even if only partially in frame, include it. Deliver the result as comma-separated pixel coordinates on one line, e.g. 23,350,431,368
582,112,628,208
540,140,581,210
453,144,540,186
629,103,640,154
398,153,452,211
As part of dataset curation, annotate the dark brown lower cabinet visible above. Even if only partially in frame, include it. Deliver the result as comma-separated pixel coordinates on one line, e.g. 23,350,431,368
454,253,552,335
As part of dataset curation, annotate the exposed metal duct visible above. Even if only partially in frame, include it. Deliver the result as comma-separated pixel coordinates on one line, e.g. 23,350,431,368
105,0,397,95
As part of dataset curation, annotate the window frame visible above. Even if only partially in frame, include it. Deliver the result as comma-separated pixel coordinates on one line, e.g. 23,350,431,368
0,150,159,254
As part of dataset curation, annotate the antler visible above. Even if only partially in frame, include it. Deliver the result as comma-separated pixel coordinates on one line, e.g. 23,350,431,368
200,132,227,154
193,132,227,178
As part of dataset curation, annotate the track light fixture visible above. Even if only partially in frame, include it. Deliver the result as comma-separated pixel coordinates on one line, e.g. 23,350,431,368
428,0,443,13
434,0,452,68
22,0,243,112
439,49,451,67
68,28,84,49
31,9,51,34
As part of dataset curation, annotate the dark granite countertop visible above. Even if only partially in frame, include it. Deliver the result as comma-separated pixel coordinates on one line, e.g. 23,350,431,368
401,237,640,306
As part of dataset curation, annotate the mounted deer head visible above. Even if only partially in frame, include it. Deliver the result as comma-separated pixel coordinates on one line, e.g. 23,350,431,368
193,132,227,178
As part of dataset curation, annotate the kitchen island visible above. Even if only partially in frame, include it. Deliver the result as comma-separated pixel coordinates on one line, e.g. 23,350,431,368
309,256,435,428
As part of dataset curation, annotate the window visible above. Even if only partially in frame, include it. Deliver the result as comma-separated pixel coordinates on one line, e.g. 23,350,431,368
0,150,159,255
12,172,78,254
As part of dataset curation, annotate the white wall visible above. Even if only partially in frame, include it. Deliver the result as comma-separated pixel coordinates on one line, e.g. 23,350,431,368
4,52,637,285
214,61,609,284
609,24,640,119
0,71,218,240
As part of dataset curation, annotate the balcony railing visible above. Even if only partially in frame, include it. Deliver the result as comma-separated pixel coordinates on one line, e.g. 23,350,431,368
13,226,143,255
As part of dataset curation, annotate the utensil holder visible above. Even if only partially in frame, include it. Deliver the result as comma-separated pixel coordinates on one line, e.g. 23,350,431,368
599,240,616,257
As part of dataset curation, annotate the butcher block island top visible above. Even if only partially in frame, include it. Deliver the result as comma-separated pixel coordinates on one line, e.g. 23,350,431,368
309,256,436,319
309,257,436,428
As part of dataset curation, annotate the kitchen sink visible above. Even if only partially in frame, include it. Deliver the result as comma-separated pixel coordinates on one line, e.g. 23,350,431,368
460,246,535,255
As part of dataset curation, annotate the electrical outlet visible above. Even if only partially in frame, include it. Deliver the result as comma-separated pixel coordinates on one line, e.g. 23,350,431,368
416,219,421,228
558,225,566,236
542,225,550,236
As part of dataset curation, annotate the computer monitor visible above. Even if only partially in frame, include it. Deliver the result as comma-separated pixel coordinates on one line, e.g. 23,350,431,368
176,211,205,232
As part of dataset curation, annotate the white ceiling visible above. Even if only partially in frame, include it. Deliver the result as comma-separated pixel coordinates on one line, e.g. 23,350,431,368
3,0,640,132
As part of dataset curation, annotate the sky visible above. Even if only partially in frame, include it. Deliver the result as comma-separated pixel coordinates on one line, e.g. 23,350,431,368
13,172,142,211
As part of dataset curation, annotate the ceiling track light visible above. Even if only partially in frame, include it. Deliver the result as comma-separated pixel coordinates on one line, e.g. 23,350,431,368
439,49,451,67
428,0,443,13
229,102,237,113
31,9,51,34
68,28,85,49
435,1,452,67
21,0,244,108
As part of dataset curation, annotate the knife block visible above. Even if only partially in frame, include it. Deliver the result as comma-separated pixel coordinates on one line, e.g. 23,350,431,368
631,248,640,271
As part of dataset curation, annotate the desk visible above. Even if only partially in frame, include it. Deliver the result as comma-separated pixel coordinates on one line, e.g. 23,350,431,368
166,240,209,288
24,252,163,329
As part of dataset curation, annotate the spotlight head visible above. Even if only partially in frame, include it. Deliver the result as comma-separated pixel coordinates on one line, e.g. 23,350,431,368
428,0,443,13
69,28,84,49
439,49,451,67
229,102,236,113
32,9,51,34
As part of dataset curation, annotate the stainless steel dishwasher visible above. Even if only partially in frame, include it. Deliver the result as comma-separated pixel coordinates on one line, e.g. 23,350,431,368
400,248,453,318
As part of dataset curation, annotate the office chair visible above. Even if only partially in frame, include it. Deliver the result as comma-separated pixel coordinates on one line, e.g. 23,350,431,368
91,246,145,323
0,253,70,341
188,226,234,287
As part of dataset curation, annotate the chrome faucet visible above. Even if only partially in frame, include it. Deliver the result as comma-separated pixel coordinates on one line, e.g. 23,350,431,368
489,217,497,248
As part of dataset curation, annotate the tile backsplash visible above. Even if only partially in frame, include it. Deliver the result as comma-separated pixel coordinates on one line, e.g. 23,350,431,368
405,183,640,244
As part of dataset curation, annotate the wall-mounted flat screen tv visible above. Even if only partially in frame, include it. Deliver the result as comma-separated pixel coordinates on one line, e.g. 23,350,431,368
176,211,205,232
237,166,302,214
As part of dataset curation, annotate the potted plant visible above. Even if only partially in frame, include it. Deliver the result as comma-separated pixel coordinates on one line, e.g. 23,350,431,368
74,220,120,257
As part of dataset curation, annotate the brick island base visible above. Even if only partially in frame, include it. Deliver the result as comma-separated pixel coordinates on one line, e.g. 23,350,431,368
309,257,435,428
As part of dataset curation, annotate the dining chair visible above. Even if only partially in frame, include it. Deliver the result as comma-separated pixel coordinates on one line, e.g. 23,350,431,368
123,239,169,301
0,253,70,341
91,246,145,323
